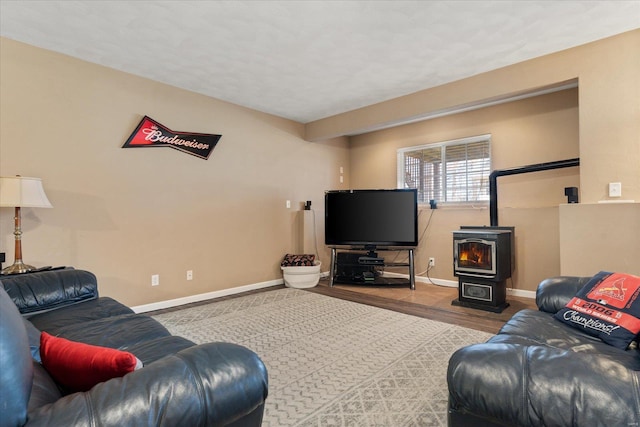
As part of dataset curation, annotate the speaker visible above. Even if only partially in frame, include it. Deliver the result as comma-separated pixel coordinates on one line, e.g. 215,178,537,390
564,187,579,203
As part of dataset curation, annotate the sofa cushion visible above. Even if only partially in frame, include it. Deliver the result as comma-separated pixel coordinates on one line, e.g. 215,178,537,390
492,309,640,370
27,297,134,332
40,332,142,392
125,335,195,365
33,302,185,365
554,271,640,350
49,313,174,350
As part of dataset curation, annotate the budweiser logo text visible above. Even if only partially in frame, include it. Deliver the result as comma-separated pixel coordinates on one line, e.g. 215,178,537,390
142,127,211,150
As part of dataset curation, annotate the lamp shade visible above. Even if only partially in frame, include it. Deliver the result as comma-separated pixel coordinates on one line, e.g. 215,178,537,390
0,176,52,208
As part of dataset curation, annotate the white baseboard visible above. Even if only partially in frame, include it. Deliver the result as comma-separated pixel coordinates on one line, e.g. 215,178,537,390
506,288,536,299
131,278,284,313
132,271,536,313
382,271,458,288
382,271,536,299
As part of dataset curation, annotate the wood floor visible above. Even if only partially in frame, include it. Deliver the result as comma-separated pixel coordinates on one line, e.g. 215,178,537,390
306,277,538,334
150,277,538,335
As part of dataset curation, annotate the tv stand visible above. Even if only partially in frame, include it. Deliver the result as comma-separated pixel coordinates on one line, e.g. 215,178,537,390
329,247,415,290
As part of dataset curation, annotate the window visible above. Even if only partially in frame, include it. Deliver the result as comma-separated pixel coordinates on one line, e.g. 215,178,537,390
397,135,491,204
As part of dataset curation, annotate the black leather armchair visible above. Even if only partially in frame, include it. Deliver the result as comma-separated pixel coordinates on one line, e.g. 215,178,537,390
0,269,268,427
447,276,640,427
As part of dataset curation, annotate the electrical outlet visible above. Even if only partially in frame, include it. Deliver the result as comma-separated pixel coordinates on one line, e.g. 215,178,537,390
151,274,160,286
187,270,193,280
609,182,622,197
428,257,435,268
286,200,291,208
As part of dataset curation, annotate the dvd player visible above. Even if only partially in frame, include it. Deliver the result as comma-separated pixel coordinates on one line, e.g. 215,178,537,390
358,256,384,265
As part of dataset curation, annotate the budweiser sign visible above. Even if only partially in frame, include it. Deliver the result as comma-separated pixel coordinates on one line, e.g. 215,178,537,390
122,116,221,160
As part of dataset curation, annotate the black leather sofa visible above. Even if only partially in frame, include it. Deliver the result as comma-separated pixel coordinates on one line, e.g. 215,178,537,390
0,269,268,427
447,276,640,427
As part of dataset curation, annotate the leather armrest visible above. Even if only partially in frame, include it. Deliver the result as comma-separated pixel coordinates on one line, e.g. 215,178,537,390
0,288,33,427
535,276,592,313
0,269,98,315
25,342,269,427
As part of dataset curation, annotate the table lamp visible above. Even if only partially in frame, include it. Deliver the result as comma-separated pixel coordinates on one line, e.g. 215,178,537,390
0,176,53,274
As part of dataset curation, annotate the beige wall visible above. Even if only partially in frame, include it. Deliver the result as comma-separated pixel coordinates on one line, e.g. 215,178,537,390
2,30,638,304
312,29,639,287
307,29,640,204
560,203,640,276
349,89,579,291
0,38,349,306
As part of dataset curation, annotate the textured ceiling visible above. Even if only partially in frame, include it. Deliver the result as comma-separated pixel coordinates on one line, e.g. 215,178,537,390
1,1,639,123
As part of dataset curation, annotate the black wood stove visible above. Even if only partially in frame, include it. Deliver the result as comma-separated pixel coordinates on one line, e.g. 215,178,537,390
452,226,514,313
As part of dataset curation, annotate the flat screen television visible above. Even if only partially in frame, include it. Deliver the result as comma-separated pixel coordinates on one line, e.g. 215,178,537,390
325,189,418,248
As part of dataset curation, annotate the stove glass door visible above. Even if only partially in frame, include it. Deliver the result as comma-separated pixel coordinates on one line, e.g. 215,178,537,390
455,238,496,276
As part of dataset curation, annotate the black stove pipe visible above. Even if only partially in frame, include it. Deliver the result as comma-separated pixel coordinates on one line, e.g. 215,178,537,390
489,158,580,226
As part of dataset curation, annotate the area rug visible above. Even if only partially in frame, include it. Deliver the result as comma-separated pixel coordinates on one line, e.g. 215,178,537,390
151,288,492,427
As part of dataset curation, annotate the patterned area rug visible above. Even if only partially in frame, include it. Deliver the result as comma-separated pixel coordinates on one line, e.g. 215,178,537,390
151,288,492,426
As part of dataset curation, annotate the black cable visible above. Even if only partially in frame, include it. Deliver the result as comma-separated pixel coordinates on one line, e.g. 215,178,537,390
419,208,435,244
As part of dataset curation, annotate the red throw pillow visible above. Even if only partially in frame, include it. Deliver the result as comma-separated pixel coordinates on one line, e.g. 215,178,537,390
40,332,142,392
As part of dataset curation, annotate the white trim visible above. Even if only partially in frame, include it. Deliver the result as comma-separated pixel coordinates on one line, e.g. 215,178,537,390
131,270,536,314
597,199,636,204
382,271,458,288
131,278,284,313
382,271,536,299
506,288,536,299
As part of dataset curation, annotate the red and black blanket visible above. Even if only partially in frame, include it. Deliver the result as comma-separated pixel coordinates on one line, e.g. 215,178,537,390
554,271,640,350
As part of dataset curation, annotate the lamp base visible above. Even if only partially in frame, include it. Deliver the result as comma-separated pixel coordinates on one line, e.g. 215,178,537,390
1,260,36,275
